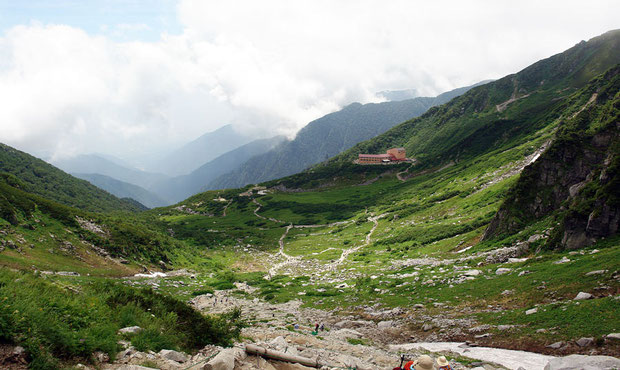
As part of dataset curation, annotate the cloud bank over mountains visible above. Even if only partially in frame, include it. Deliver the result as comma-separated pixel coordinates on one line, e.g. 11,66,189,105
0,0,618,161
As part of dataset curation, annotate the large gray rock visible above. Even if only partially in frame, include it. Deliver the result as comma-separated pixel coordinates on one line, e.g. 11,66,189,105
525,308,538,315
574,292,592,300
576,337,594,347
464,269,482,276
159,349,189,363
329,328,363,339
496,268,512,275
118,326,143,335
203,348,246,370
546,341,564,349
270,336,288,348
544,355,620,370
377,320,394,329
606,333,620,340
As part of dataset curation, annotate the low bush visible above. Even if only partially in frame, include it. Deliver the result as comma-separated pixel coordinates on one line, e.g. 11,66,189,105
0,270,245,368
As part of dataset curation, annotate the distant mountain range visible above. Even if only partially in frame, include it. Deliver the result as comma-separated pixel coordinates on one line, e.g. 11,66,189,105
147,124,256,176
52,154,168,190
48,82,489,205
53,135,286,206
209,80,490,189
150,136,287,203
73,173,168,209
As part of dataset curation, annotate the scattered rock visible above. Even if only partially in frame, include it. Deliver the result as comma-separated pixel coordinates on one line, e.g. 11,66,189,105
544,354,620,370
525,308,538,315
422,323,433,331
554,257,570,264
12,346,26,356
501,289,514,296
270,336,289,351
377,320,394,329
159,349,189,363
464,269,482,276
606,333,620,341
575,337,594,347
93,351,109,363
573,292,592,300
204,348,246,370
118,326,143,335
546,341,564,349
507,257,528,263
495,268,512,275
585,270,607,276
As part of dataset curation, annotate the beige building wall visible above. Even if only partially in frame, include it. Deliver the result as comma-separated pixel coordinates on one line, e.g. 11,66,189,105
387,148,406,160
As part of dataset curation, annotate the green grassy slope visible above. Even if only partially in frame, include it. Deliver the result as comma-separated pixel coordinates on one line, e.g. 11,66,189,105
328,29,620,169
74,173,168,208
0,143,144,213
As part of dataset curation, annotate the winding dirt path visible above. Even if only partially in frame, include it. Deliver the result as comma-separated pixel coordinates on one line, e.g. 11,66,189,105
222,199,233,217
328,213,387,269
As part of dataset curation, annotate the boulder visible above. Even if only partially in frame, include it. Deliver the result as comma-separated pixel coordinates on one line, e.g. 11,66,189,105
159,349,189,363
93,351,109,363
12,346,25,356
495,268,512,275
585,270,607,276
203,348,246,370
270,336,289,350
118,326,143,335
544,355,620,370
464,269,482,276
377,320,394,329
546,341,564,349
575,337,594,347
525,308,538,315
573,292,592,300
606,333,620,341
329,328,363,339
422,323,433,331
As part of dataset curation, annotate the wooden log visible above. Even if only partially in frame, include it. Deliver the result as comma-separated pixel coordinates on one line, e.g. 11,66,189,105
244,343,328,368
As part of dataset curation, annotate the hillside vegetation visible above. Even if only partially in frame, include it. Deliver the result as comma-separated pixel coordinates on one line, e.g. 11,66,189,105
0,144,144,213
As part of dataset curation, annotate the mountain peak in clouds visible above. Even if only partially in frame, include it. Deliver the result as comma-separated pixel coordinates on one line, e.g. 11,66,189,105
376,88,420,102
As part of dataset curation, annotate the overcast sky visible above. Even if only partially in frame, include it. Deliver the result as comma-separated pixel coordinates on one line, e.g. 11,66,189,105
0,0,618,162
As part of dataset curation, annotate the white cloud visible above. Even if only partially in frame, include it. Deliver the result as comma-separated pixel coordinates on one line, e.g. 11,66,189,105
0,0,618,161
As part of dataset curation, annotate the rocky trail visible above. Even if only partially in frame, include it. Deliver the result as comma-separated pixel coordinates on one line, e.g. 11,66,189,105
96,285,620,370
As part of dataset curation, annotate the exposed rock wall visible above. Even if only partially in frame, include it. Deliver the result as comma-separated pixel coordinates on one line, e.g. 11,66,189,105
483,66,620,249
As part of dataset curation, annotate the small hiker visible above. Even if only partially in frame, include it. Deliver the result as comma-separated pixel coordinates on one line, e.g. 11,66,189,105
294,323,299,330
319,323,325,331
437,356,452,370
314,323,319,332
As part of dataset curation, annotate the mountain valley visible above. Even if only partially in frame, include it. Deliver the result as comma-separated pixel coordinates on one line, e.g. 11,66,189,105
0,30,619,370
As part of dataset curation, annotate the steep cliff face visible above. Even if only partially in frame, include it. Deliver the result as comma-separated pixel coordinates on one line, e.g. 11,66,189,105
483,66,620,249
